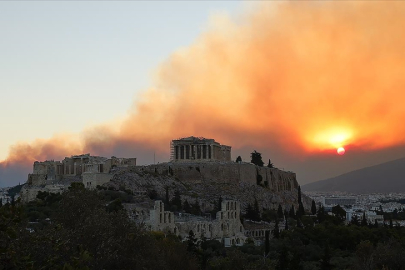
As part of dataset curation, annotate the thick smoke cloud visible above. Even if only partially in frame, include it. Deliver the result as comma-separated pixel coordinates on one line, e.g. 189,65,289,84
2,2,405,187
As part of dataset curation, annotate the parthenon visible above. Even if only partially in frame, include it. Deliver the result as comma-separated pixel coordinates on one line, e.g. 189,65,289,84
170,136,231,162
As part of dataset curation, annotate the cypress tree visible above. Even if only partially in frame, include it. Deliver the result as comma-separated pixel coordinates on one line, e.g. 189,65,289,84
245,204,254,220
170,190,182,210
289,205,296,219
273,220,280,239
277,204,284,219
265,230,270,255
253,198,260,221
191,201,201,216
361,212,368,227
183,199,191,213
267,159,274,168
311,200,317,215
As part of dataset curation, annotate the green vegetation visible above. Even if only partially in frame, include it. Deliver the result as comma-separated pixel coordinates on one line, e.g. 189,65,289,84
3,186,405,269
267,159,274,168
251,150,264,167
0,187,199,270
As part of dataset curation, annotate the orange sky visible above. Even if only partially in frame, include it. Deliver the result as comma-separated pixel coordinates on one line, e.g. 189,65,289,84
2,1,405,186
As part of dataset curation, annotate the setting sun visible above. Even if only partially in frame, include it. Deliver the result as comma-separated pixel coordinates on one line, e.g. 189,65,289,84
337,147,345,155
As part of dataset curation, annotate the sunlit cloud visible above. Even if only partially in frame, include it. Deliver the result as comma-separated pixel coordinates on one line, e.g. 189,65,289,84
2,1,405,185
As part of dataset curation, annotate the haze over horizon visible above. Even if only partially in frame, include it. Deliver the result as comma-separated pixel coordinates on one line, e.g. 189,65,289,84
2,1,405,188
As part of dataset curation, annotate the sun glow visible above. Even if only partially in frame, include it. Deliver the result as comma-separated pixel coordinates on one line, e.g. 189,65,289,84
311,128,353,151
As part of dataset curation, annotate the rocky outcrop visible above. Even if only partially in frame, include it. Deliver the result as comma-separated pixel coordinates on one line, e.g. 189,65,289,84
105,162,311,213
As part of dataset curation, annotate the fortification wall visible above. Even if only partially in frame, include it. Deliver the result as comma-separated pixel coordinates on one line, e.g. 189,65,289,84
82,173,113,189
27,174,47,186
135,162,297,192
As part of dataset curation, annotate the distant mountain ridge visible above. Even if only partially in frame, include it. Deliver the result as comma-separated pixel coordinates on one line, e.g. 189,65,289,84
302,157,405,193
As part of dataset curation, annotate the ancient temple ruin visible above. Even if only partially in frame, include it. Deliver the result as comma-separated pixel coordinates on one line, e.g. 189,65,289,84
21,154,137,202
170,136,231,162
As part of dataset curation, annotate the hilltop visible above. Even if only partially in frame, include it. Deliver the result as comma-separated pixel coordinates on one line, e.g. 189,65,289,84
105,161,311,212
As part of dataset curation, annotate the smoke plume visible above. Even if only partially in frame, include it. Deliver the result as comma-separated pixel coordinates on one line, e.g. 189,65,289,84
2,1,405,186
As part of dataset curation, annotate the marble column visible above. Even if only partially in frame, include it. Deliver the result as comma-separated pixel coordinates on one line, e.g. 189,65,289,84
189,145,192,160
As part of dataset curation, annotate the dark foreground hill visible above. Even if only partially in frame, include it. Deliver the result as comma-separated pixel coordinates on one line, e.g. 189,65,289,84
302,157,405,193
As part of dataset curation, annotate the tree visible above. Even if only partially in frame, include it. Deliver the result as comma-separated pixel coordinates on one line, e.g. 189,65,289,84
273,220,280,239
317,206,326,223
245,201,260,221
276,246,289,270
191,201,201,215
148,189,158,200
320,244,333,270
361,212,368,227
267,159,274,168
236,156,242,163
245,204,254,220
165,186,170,205
296,186,305,217
297,202,305,218
253,198,260,221
183,200,191,213
265,230,270,256
332,205,346,222
354,240,376,270
187,230,198,253
170,190,182,210
289,205,296,219
277,204,284,219
296,218,304,228
106,198,124,213
311,200,317,215
250,151,264,167
68,182,85,191
351,215,360,226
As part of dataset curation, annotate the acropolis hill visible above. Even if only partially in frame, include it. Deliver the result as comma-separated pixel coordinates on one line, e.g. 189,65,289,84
20,136,310,212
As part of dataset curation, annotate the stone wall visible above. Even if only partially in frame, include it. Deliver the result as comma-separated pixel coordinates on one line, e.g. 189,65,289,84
20,184,65,203
82,173,114,189
149,201,177,233
147,200,246,246
27,174,47,186
135,162,297,193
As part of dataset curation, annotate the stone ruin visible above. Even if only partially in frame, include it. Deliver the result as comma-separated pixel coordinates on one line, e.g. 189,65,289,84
170,136,231,162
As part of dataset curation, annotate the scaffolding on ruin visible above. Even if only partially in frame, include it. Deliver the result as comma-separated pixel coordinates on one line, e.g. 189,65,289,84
170,140,175,161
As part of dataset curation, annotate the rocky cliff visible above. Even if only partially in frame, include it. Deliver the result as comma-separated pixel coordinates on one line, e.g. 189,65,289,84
105,161,311,213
